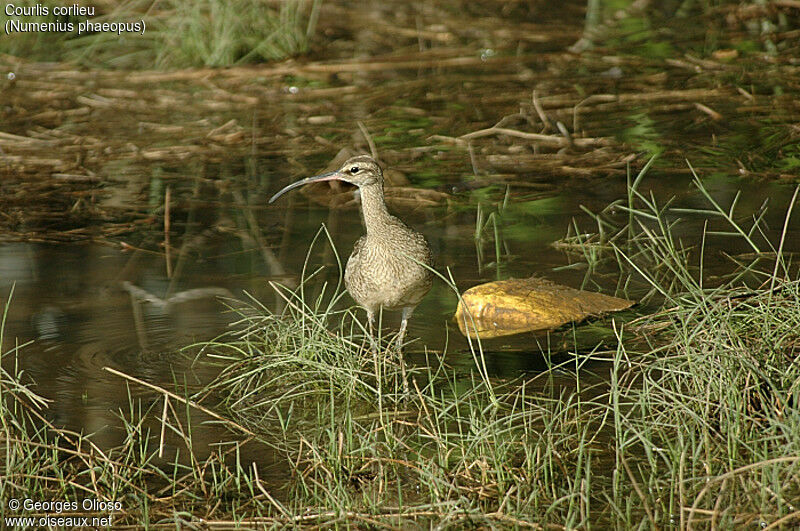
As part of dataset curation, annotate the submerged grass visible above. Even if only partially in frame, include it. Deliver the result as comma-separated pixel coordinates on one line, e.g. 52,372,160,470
2,168,800,527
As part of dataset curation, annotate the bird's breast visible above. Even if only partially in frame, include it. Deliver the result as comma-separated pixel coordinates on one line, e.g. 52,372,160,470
344,233,432,312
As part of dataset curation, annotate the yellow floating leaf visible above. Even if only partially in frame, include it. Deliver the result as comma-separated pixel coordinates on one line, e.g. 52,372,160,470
455,277,634,339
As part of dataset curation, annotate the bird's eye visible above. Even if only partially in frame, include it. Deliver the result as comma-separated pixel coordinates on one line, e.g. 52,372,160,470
349,166,360,174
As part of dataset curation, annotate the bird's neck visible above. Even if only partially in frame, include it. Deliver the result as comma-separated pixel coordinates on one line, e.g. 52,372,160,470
359,183,392,238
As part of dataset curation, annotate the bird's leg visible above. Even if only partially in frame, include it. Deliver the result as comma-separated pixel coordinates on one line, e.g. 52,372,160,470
368,309,380,387
396,316,408,351
396,306,415,349
367,308,384,409
395,307,414,396
367,309,377,354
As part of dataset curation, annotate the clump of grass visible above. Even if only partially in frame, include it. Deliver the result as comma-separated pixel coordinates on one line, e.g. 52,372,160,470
611,277,800,527
199,298,603,526
196,284,407,430
562,164,800,527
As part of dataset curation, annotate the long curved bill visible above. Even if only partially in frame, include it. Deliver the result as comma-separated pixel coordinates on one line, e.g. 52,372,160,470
268,171,342,203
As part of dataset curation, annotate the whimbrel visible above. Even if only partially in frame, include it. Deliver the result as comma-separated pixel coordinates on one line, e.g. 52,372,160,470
269,155,433,391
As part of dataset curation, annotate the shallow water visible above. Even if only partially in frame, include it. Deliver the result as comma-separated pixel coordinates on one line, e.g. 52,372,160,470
1,0,799,462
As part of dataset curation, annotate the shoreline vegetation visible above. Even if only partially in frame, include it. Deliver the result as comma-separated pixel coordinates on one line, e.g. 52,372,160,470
3,171,799,527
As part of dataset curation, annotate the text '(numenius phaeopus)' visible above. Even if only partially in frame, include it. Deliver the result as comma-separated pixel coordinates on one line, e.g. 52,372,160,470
3,3,145,35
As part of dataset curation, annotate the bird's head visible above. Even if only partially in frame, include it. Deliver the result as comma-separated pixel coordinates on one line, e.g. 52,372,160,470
269,155,383,203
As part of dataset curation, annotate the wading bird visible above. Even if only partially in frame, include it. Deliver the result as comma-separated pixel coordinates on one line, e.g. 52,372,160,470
269,155,433,392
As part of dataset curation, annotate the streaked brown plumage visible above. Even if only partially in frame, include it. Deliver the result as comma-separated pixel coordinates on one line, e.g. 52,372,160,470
270,155,433,391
